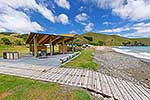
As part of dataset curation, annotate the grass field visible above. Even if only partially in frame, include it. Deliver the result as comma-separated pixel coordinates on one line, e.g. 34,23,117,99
0,74,92,100
0,45,29,57
62,48,97,71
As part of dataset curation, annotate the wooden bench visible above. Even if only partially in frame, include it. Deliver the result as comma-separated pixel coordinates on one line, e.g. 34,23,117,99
60,52,80,64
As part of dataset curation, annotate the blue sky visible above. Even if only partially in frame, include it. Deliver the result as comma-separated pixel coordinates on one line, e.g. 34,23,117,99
0,0,150,38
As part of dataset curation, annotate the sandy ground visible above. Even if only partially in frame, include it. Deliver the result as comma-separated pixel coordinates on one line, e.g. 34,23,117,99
94,46,150,88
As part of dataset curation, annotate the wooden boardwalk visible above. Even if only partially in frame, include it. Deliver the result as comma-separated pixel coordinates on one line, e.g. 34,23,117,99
0,62,150,100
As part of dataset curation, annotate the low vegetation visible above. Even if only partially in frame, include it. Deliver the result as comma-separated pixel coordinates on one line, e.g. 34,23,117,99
62,48,97,71
0,74,92,100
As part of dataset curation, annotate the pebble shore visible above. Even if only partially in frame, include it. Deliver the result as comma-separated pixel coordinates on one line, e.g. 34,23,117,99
94,46,150,88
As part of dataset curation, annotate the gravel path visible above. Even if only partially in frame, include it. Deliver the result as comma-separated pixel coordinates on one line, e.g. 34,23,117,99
94,46,150,88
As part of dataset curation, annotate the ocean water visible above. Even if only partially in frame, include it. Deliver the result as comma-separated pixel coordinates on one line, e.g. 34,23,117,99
112,46,150,60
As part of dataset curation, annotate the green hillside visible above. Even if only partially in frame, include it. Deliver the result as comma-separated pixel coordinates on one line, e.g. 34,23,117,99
0,32,29,57
0,32,28,45
73,32,150,46
0,32,150,47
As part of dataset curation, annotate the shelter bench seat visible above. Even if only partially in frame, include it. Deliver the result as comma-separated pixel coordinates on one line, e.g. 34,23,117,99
60,51,80,64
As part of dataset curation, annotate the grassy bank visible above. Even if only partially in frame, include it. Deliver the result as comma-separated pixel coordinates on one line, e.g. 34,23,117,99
0,45,29,57
62,48,97,71
0,74,92,100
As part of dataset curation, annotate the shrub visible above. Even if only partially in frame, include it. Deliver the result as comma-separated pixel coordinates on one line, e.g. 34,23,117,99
83,36,93,41
14,40,22,45
1,37,11,45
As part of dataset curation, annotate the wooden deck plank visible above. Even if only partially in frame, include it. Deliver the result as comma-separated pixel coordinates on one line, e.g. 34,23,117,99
92,71,97,90
87,70,93,90
38,67,58,79
141,85,150,94
56,68,70,84
47,68,61,81
134,84,150,99
73,69,83,87
99,72,107,95
126,81,149,100
101,73,113,97
71,69,81,86
35,67,56,79
79,69,87,88
112,77,134,100
64,68,76,85
120,79,142,100
61,68,75,84
105,75,125,100
74,69,84,87
83,69,89,88
51,68,66,82
55,68,68,84
56,68,72,83
67,68,79,86
96,72,102,93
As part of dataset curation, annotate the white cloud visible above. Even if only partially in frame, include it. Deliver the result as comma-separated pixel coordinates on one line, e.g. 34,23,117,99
113,0,150,21
125,22,150,38
75,13,89,25
99,27,130,33
54,0,70,9
36,4,55,23
0,7,43,33
56,14,69,25
102,22,113,25
0,0,70,33
84,23,94,32
69,30,77,34
0,0,55,23
99,22,150,38
0,27,6,32
79,6,86,11
82,0,150,21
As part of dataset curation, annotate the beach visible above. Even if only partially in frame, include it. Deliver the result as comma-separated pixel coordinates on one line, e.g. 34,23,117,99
94,46,150,88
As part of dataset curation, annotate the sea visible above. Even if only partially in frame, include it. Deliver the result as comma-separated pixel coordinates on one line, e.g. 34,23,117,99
112,46,150,60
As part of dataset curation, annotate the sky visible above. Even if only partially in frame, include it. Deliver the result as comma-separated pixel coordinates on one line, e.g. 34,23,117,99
0,0,150,38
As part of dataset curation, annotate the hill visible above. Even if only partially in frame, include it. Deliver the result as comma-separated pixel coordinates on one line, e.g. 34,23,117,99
73,32,150,46
0,32,28,45
0,32,150,46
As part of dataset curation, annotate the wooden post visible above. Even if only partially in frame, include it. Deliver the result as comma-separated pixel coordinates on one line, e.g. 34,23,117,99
49,38,53,56
71,40,74,53
52,45,55,54
29,44,32,54
33,35,38,57
62,40,64,54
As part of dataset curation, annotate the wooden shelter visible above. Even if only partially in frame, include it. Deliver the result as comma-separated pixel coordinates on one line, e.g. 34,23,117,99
26,32,75,57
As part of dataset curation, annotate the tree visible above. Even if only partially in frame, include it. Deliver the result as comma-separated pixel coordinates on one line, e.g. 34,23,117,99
83,36,93,41
14,40,22,45
20,34,28,41
98,41,105,46
1,37,11,45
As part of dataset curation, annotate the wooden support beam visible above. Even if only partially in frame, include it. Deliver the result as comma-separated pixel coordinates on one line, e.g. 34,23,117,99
33,35,38,57
56,38,69,44
26,34,35,44
51,36,61,43
38,35,49,44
